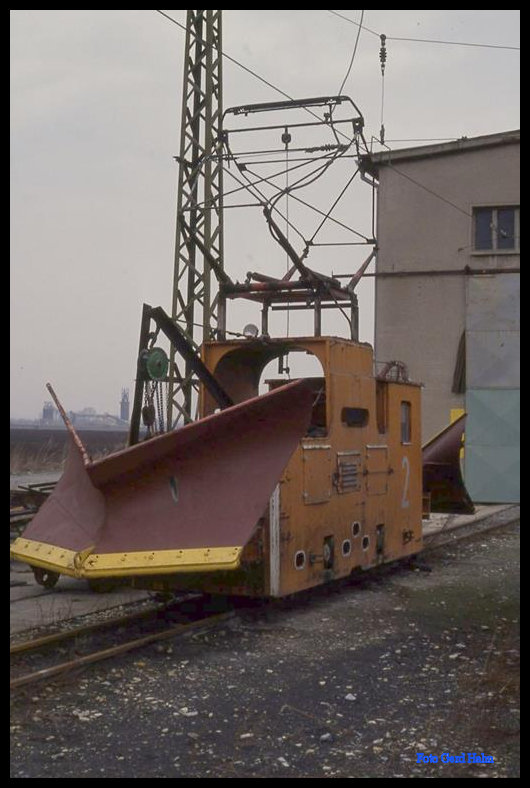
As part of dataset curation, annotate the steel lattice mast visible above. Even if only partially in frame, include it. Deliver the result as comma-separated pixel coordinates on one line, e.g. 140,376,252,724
167,9,224,427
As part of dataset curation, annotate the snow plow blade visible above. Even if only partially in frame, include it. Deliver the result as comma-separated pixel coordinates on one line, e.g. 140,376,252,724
422,413,475,514
11,380,314,578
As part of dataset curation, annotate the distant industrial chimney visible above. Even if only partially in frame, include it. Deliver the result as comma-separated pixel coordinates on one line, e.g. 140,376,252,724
120,388,130,422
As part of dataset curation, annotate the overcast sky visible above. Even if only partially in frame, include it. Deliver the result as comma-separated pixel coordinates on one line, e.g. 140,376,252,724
10,10,520,420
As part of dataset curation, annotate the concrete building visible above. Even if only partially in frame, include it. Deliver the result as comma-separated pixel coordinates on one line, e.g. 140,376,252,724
363,130,519,503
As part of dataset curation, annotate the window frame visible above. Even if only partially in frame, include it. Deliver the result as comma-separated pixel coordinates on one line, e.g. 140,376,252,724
472,205,520,255
400,401,412,445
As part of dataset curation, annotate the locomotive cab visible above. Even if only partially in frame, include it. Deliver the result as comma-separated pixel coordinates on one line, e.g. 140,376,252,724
135,334,423,598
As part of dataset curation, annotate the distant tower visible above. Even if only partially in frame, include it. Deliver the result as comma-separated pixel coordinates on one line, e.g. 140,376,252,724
120,388,130,422
42,401,55,423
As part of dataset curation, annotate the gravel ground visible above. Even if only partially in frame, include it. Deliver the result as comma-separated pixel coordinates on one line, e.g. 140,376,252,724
10,521,519,779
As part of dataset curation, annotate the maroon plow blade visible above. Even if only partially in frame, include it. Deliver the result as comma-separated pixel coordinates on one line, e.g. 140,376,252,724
11,380,314,578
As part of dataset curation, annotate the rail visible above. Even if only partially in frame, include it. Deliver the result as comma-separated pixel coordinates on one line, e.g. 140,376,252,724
10,596,234,691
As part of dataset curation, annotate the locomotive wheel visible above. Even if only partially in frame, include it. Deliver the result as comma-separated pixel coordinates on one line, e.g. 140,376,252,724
32,567,60,589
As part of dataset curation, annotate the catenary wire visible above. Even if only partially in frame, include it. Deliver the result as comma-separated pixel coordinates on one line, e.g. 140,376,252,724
327,9,520,50
156,12,508,238
155,9,347,135
337,10,365,95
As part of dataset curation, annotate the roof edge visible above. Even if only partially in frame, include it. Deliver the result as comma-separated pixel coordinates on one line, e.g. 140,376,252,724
362,129,520,177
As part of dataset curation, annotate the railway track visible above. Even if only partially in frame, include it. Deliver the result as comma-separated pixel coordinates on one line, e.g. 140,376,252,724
10,507,37,540
10,595,234,691
10,480,55,539
10,506,519,692
421,504,520,552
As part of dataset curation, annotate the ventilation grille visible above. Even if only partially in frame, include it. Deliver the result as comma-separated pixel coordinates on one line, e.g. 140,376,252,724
336,452,362,493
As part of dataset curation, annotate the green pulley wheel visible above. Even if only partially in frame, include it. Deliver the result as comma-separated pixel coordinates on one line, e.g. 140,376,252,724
142,347,169,380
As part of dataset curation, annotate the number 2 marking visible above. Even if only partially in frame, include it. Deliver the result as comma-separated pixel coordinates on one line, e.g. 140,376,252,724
401,456,410,508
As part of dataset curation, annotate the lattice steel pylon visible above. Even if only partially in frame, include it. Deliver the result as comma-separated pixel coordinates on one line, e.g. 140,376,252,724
167,9,224,428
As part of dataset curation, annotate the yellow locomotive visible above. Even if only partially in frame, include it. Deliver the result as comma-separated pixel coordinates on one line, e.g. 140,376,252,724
11,326,423,598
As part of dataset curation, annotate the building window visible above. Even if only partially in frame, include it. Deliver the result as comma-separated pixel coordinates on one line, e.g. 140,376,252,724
473,206,519,253
400,401,411,444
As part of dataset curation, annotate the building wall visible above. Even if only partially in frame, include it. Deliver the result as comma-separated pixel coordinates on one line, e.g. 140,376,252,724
372,133,519,503
373,137,519,439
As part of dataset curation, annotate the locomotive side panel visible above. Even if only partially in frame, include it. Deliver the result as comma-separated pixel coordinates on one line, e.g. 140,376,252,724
272,341,423,597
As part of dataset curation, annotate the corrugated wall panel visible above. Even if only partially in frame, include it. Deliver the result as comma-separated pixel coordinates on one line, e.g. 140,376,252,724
464,395,520,502
465,275,520,503
466,275,520,331
465,444,520,503
467,330,520,388
465,388,520,447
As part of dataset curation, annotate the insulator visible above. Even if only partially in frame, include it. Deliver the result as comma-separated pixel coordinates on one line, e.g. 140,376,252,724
379,33,387,75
